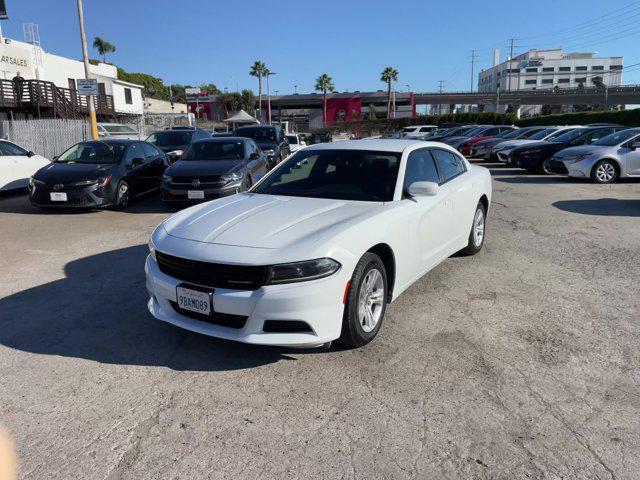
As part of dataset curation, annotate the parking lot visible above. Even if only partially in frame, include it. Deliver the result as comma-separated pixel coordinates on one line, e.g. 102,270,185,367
1,162,639,479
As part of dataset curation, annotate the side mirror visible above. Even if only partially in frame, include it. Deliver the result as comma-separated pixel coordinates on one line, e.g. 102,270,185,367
408,181,439,197
27,151,36,157
129,157,145,168
249,152,260,160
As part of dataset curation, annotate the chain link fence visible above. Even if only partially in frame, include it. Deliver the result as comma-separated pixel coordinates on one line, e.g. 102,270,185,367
0,119,90,159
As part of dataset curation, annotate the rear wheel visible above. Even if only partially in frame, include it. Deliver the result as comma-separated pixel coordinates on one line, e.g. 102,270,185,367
339,253,388,348
591,159,618,184
461,201,486,256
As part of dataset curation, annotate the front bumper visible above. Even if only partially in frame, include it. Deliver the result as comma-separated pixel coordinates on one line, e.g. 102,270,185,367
161,183,240,203
496,151,512,163
145,254,347,347
29,182,115,208
545,159,569,175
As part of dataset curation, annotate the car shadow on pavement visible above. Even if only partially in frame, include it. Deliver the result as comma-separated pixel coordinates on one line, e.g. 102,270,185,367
495,176,576,184
0,192,176,215
0,244,303,371
553,198,640,217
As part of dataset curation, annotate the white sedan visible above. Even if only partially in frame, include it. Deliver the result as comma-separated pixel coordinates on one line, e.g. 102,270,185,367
0,140,50,191
146,140,492,348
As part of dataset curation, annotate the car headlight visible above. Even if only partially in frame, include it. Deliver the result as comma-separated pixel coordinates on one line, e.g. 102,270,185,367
148,237,157,261
29,177,44,187
566,154,591,163
161,174,173,182
221,171,243,183
168,149,185,157
265,258,341,285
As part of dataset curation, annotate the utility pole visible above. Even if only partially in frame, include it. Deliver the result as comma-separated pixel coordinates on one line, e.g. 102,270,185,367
470,49,476,93
76,0,99,140
437,80,444,115
266,71,276,125
508,38,515,92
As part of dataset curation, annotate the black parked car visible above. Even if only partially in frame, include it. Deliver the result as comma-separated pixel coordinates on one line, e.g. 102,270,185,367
234,125,290,168
146,128,211,164
161,137,268,204
422,125,478,142
29,139,165,209
510,126,626,174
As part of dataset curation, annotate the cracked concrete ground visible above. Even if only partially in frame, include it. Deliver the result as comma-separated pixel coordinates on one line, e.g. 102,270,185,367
0,163,639,479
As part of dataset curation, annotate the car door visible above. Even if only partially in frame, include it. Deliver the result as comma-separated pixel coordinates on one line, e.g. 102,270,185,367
430,148,473,245
402,147,454,276
141,141,165,189
123,143,149,194
620,135,640,175
0,141,40,189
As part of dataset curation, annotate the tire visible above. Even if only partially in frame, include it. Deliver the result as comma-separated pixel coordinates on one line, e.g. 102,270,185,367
590,159,618,184
339,252,388,348
542,158,555,175
114,180,130,209
460,201,487,256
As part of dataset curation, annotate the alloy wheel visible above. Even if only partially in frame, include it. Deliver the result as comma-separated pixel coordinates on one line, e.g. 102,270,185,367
118,182,129,206
595,162,616,183
473,208,485,247
358,268,384,333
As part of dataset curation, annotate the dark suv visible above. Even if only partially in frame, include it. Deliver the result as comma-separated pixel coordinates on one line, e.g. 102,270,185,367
234,125,290,169
146,128,211,164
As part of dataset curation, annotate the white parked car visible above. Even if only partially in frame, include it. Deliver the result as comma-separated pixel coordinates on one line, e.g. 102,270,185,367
403,125,438,139
0,140,50,191
286,133,306,153
97,123,141,140
146,140,492,348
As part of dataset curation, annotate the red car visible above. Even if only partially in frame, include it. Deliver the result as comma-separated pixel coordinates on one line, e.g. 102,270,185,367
460,136,496,157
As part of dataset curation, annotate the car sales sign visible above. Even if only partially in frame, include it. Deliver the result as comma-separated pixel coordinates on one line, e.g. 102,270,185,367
76,79,99,96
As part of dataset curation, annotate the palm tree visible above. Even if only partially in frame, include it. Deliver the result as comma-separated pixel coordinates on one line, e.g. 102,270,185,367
92,37,116,64
314,74,335,127
380,67,398,119
250,61,268,122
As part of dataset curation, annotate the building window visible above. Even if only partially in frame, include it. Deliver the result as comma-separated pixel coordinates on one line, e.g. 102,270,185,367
592,65,604,71
575,66,588,71
559,67,571,72
525,79,537,85
558,78,570,83
526,68,538,73
611,64,623,70
124,88,132,105
542,79,553,84
542,67,555,72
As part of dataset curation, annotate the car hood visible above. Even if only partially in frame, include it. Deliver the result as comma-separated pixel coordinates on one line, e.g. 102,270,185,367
443,135,468,144
554,145,607,159
256,142,278,151
495,139,540,150
162,193,381,249
167,159,243,176
475,137,504,147
515,141,567,153
34,162,117,184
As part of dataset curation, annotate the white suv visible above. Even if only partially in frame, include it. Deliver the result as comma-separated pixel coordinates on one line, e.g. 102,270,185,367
403,125,438,139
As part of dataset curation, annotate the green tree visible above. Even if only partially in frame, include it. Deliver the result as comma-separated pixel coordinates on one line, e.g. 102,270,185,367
592,76,605,89
380,66,398,119
92,37,116,64
314,74,335,127
240,89,257,115
200,83,221,95
250,61,268,122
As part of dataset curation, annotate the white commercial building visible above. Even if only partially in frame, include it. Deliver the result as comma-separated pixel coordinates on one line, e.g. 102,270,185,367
0,36,143,118
478,48,623,93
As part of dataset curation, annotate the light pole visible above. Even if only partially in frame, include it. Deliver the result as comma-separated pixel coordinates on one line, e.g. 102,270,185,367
266,71,276,125
76,0,99,140
406,84,410,92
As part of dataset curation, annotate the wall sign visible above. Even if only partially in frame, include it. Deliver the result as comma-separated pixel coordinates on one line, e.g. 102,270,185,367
76,78,98,96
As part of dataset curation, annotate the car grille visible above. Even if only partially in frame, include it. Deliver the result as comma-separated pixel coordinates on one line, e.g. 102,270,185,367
31,188,95,206
547,159,569,174
169,301,248,328
156,251,267,290
170,175,225,186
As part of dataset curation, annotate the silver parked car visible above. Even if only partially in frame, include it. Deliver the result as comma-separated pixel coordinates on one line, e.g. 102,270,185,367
547,128,640,183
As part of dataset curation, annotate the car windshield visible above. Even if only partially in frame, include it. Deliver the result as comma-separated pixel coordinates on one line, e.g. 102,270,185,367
551,129,588,143
498,129,520,138
56,142,125,164
102,124,137,134
286,135,299,144
235,127,277,142
146,131,192,147
593,129,638,146
528,128,558,140
403,127,417,133
182,141,245,161
252,149,401,202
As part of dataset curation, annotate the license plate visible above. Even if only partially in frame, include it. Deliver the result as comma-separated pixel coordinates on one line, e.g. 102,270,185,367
176,286,212,315
187,190,205,200
50,192,67,202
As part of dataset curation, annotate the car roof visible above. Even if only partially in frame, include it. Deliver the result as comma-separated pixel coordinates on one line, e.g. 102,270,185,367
236,125,278,130
194,137,248,143
305,139,450,153
98,138,140,144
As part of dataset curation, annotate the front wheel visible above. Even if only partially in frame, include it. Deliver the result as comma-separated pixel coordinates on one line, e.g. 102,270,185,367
339,253,388,348
460,201,487,256
591,159,618,184
114,180,130,209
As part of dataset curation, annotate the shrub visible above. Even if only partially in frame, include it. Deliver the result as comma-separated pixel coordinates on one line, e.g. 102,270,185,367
515,108,640,127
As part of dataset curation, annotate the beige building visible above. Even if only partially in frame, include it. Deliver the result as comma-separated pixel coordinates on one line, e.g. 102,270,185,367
144,97,187,114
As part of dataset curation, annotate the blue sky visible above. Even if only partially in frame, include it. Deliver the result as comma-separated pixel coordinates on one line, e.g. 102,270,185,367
3,0,640,94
